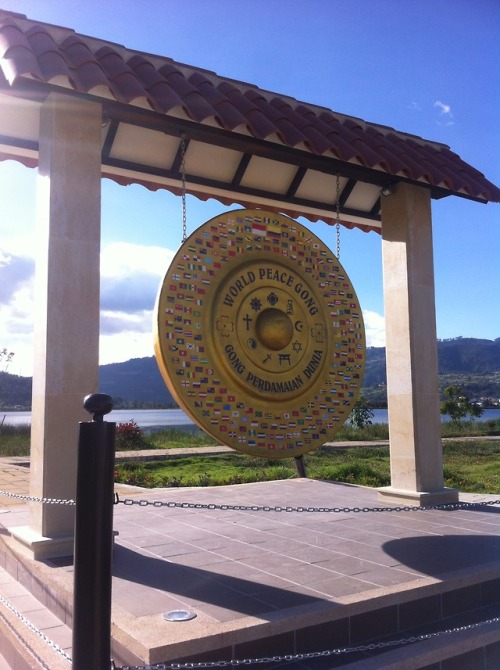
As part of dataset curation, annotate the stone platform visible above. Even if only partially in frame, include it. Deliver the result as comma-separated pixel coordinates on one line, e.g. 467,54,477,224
0,470,499,668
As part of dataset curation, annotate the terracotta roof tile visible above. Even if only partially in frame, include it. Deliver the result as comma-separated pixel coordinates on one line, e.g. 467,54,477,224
95,46,150,105
217,81,278,138
187,71,247,130
245,89,306,147
275,101,334,155
25,25,72,83
0,9,498,204
316,112,361,162
129,54,184,113
157,62,215,121
0,17,43,81
359,128,400,174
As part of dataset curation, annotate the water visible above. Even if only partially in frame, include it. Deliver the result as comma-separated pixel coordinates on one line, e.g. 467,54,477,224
0,408,195,430
2,408,500,429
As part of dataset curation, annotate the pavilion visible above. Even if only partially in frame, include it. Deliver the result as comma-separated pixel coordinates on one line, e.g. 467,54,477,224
0,8,498,560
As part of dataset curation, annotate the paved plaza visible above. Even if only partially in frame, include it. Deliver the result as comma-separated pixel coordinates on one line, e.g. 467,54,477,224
0,456,499,668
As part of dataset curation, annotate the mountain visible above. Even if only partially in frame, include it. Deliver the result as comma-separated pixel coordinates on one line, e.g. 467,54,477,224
363,338,500,406
1,338,499,410
365,338,500,385
99,357,175,407
0,358,176,411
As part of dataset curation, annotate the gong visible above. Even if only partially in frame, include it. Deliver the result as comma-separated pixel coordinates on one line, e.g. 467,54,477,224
154,209,365,458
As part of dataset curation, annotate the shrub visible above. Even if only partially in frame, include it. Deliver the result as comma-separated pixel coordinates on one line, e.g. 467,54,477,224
440,385,483,426
115,420,147,451
348,394,374,429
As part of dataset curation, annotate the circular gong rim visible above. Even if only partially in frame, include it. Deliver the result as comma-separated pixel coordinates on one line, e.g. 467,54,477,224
154,209,365,459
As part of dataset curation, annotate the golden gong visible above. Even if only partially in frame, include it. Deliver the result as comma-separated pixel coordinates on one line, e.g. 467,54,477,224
154,209,365,459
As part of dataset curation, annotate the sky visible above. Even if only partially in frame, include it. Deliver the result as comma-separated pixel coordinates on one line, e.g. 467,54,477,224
0,0,499,378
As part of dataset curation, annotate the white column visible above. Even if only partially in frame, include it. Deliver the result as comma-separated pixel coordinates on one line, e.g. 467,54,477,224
378,183,458,506
11,94,102,559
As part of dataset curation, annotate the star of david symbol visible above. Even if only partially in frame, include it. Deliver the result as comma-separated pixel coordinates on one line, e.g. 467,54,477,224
292,340,302,352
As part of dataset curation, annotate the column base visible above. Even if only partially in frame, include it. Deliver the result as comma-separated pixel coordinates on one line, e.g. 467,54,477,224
9,525,74,561
378,486,459,507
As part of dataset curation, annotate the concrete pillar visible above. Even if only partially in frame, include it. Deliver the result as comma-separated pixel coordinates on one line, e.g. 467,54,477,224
378,183,458,506
11,94,102,559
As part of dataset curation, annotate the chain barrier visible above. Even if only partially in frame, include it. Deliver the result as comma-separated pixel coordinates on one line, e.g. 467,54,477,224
0,593,72,666
0,486,498,668
2,488,498,513
114,495,500,514
116,616,500,670
0,489,75,505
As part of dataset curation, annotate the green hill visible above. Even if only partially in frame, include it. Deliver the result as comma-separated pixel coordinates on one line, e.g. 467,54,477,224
363,338,500,407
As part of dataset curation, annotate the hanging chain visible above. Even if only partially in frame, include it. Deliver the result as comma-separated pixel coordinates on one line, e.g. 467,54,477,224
0,489,75,505
335,173,341,260
0,593,72,666
180,135,187,243
114,496,500,514
117,616,500,669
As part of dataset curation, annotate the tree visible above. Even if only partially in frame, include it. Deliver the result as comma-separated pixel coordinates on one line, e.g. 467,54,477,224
349,393,374,429
0,349,15,424
0,349,14,371
440,384,483,426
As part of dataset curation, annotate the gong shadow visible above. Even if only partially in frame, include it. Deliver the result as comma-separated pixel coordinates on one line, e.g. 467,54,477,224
383,534,500,577
112,544,326,619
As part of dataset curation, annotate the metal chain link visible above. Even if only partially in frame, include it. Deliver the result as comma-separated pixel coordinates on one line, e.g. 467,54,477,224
115,495,500,514
2,488,498,513
0,593,72,665
0,489,75,505
0,488,497,668
116,615,500,669
335,173,341,260
180,135,187,243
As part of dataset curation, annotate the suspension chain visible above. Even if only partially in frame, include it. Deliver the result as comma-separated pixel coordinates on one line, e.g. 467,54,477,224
335,173,341,260
180,135,187,243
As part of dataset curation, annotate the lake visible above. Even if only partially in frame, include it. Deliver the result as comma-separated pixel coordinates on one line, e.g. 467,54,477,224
2,407,500,430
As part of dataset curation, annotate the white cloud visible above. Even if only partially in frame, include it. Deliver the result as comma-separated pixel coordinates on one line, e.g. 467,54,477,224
99,328,156,367
100,241,174,279
434,100,454,126
0,250,35,304
0,249,35,376
434,100,451,115
363,310,386,347
0,241,175,377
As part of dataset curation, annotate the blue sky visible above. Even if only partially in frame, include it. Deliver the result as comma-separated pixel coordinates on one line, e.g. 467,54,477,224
0,0,498,377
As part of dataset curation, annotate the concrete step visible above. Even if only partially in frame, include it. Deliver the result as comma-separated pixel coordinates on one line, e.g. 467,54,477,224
0,565,72,670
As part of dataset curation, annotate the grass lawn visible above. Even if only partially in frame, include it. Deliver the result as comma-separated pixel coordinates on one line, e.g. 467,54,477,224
113,440,500,493
1,421,499,494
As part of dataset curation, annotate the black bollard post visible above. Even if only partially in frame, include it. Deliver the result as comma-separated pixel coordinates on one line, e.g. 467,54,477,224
72,393,115,670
